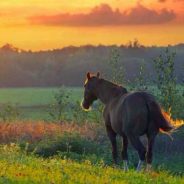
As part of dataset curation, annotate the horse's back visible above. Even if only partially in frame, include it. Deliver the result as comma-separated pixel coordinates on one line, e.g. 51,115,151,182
110,91,151,136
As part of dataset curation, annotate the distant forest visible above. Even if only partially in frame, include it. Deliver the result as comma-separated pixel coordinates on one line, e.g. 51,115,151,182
0,43,183,87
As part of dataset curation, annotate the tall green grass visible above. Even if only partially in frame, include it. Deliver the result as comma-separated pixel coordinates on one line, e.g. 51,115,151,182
0,144,183,184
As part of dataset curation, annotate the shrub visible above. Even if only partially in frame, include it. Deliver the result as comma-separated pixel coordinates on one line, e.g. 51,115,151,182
48,87,71,122
0,103,20,122
70,100,89,123
153,48,184,118
108,47,126,85
30,133,100,157
89,101,104,124
108,48,148,91
129,61,149,91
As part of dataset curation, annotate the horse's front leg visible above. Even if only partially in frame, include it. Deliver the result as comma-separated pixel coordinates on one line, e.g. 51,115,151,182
106,124,118,165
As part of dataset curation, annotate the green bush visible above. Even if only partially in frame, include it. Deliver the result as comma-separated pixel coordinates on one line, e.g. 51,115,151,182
153,48,184,118
0,103,20,121
23,133,100,158
70,100,89,123
108,47,126,85
48,86,71,122
129,61,149,91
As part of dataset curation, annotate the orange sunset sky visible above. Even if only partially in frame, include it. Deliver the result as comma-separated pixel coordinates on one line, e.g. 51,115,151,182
0,0,184,51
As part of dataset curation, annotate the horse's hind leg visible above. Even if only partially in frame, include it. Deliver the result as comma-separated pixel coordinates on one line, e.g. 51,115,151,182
106,125,118,165
146,133,157,171
128,135,146,171
121,134,129,171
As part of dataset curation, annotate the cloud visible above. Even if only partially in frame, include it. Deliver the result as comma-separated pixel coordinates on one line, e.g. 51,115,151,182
158,0,167,3
29,3,176,26
159,0,184,2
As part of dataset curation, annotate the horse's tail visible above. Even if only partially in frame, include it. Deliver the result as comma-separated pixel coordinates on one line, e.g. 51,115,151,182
143,93,173,132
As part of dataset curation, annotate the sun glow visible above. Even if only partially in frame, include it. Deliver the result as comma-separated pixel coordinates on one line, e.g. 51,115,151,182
0,0,184,50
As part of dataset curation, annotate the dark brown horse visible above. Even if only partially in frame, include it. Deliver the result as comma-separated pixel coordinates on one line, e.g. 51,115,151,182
82,72,173,171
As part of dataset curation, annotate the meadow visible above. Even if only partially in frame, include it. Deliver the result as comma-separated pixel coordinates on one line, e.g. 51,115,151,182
0,85,183,121
0,144,183,184
0,87,183,183
0,87,82,120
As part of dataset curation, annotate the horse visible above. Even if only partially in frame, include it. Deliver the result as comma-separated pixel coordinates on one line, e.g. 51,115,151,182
82,72,173,171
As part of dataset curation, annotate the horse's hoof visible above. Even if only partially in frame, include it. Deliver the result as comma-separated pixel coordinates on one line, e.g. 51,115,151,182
123,160,129,172
124,167,129,172
136,160,144,172
123,166,129,172
146,164,152,172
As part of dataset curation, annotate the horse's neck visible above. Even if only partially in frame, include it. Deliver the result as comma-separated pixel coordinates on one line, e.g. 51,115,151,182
96,79,123,105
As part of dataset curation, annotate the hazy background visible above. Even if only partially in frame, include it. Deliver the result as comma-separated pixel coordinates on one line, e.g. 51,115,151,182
0,43,183,87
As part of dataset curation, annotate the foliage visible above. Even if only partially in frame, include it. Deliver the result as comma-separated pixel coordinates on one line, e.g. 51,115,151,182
0,121,96,144
70,100,89,123
107,47,184,119
134,61,148,90
48,87,71,122
108,47,126,85
108,47,148,91
128,61,149,91
89,102,104,124
1,45,184,88
48,85,104,124
70,100,104,124
30,133,100,157
153,48,184,118
0,103,20,121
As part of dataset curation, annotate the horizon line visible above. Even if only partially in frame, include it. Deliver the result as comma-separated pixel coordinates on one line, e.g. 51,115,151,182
0,42,184,53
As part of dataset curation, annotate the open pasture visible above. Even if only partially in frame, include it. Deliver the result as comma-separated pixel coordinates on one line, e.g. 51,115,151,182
0,87,183,183
0,86,183,120
0,87,83,120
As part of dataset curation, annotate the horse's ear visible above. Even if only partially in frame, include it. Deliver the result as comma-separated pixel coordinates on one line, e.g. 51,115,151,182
87,72,91,80
97,72,100,78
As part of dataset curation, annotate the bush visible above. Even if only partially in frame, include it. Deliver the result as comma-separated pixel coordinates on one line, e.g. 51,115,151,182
48,87,70,122
25,133,100,157
108,47,126,85
0,103,20,121
153,48,184,118
128,61,149,91
70,100,89,123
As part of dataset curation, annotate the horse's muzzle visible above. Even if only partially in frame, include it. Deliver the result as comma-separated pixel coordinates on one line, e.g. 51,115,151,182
82,100,90,110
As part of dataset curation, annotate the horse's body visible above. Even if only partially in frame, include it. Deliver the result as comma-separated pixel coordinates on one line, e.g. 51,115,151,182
82,72,173,171
104,92,150,136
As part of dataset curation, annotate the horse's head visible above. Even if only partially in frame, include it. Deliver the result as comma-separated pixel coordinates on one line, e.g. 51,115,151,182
82,72,100,110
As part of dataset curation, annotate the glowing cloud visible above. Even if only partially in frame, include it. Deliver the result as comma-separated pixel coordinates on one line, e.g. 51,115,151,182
29,3,176,26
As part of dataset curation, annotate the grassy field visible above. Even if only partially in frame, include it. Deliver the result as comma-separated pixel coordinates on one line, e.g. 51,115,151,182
0,122,183,184
0,86,183,121
0,87,83,120
0,87,83,106
0,145,183,184
0,87,183,183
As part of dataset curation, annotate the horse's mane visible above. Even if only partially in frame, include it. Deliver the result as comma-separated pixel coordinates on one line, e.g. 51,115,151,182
100,78,128,96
